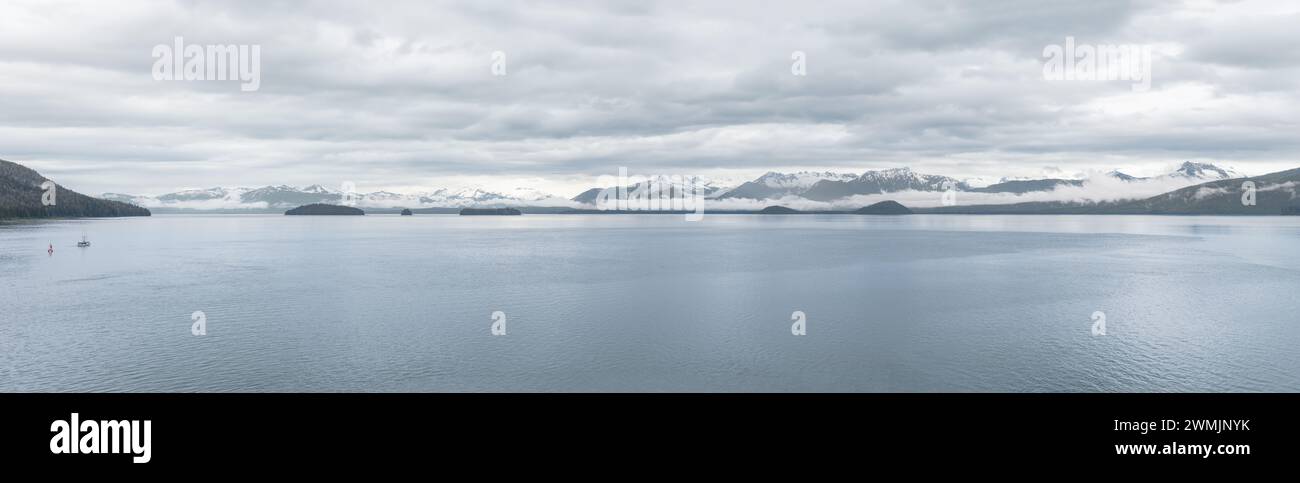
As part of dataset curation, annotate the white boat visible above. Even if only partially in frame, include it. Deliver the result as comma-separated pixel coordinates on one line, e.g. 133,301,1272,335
77,236,90,248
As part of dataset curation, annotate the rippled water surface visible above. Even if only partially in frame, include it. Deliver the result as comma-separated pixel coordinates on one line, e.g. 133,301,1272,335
2,214,1298,392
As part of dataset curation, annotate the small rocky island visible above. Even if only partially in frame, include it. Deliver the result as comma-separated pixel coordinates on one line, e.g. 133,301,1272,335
400,208,413,216
757,205,800,214
854,200,912,215
460,207,521,216
285,203,365,215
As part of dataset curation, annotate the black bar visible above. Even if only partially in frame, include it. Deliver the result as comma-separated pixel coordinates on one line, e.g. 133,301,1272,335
2,393,1292,470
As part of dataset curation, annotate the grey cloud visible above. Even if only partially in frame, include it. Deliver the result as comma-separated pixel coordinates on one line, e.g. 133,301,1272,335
0,0,1298,197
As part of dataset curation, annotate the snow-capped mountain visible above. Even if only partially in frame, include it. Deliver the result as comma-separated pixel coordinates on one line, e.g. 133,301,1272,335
1167,161,1244,180
416,186,559,206
716,171,857,200
102,187,255,208
754,171,859,189
571,176,732,204
800,167,969,202
1096,163,1242,183
103,185,571,210
1106,170,1140,181
239,185,342,207
856,167,966,190
160,187,247,202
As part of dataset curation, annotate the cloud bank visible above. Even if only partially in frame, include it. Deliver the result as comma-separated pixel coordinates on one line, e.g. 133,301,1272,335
1,0,1298,197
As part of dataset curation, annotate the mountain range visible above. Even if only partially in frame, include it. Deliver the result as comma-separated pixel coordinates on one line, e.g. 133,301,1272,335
710,162,1244,200
570,176,731,205
91,161,1249,212
102,184,572,211
0,156,1272,218
922,166,1298,215
1119,167,1297,215
713,171,858,200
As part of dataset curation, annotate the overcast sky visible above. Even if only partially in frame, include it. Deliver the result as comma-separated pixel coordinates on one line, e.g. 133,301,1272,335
2,0,1298,197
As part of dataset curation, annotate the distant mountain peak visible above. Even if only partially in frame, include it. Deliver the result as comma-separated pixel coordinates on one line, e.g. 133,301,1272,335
869,166,913,175
1106,170,1140,181
855,167,961,186
799,167,967,201
572,175,732,204
1170,161,1242,180
752,171,855,188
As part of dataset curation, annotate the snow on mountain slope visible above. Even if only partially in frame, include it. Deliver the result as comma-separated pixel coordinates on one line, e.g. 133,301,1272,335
104,185,571,209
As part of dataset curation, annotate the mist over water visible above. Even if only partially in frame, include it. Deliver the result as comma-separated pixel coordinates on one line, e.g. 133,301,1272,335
2,214,1298,392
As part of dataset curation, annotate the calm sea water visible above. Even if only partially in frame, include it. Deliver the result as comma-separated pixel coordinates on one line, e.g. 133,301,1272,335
2,213,1298,392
